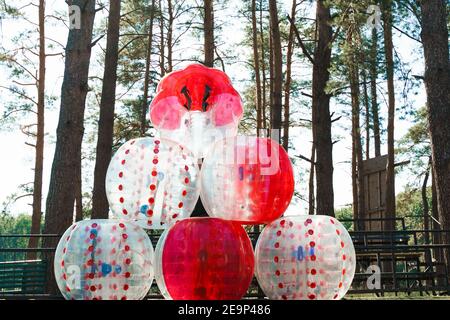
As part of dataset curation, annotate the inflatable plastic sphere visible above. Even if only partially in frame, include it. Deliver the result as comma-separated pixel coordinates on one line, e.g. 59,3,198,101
154,217,254,300
105,137,200,229
255,215,356,300
200,136,294,224
149,64,243,159
54,219,154,300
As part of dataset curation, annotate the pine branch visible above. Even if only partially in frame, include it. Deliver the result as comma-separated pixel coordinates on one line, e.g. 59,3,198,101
287,14,315,65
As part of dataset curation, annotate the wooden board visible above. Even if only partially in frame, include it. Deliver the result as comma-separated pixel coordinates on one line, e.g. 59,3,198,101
362,155,392,231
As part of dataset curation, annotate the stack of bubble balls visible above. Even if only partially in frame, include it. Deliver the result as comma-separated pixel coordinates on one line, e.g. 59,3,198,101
54,64,356,300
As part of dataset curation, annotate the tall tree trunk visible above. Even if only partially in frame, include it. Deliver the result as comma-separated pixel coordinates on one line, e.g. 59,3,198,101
283,0,296,151
349,57,365,230
308,143,316,215
362,69,370,160
27,0,46,260
193,0,216,217
432,165,446,286
352,135,358,223
74,158,83,222
91,0,121,219
204,0,214,67
43,0,96,294
259,1,267,134
141,0,156,136
251,0,262,137
268,29,274,138
370,28,381,157
166,0,173,72
382,0,396,230
431,166,441,246
422,163,433,283
268,0,282,144
420,0,450,280
159,0,165,76
312,0,334,216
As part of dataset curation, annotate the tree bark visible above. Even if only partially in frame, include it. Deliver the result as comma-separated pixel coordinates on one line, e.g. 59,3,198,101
259,2,267,135
422,163,433,284
312,0,334,216
362,69,370,160
352,133,358,223
420,0,450,280
432,165,446,286
370,28,381,157
159,0,165,76
167,0,173,72
43,0,96,294
308,143,316,216
193,0,215,217
349,57,365,230
382,0,396,230
268,0,282,144
251,0,262,137
283,0,296,151
91,0,121,219
204,0,214,67
27,0,46,260
141,0,156,136
75,158,83,222
269,29,274,137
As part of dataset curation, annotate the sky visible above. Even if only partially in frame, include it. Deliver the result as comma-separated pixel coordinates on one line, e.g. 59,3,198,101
0,0,427,217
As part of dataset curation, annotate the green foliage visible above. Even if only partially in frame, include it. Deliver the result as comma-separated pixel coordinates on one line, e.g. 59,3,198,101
336,184,430,235
0,1,21,17
238,0,313,136
114,97,154,148
0,2,56,131
0,213,36,262
336,206,354,231
397,106,430,183
0,213,33,234
113,0,166,141
396,186,431,245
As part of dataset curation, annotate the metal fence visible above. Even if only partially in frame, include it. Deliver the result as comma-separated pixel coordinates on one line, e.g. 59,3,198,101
1,218,450,299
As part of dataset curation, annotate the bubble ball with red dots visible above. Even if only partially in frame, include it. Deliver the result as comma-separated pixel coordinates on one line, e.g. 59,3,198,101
54,220,154,300
105,137,200,229
54,63,356,300
255,215,356,300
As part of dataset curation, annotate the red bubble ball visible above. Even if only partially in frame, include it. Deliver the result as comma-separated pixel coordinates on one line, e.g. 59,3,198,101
155,217,255,300
200,136,295,224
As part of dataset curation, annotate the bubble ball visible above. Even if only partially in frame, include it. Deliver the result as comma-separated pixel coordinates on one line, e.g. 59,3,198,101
149,64,243,159
54,219,154,300
105,137,200,229
254,215,356,300
200,136,294,224
154,217,255,300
